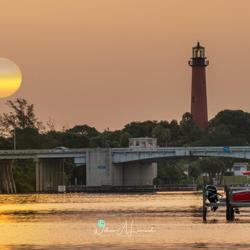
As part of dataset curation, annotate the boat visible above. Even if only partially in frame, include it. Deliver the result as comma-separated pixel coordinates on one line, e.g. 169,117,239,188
232,188,250,202
242,170,250,175
232,171,250,202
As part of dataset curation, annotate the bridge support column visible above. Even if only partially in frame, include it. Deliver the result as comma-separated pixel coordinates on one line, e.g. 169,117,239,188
36,159,64,192
86,148,157,187
122,162,157,186
0,160,16,194
86,149,112,186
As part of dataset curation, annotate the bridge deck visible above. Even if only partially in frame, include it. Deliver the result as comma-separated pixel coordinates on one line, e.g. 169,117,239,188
0,146,250,161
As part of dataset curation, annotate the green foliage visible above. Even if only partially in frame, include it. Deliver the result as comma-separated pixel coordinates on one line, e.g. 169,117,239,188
188,162,202,180
0,98,43,135
119,132,132,147
90,130,122,147
199,110,250,146
191,157,234,184
179,112,203,145
13,160,35,193
123,120,158,137
154,159,193,185
154,160,187,184
168,120,181,146
14,128,44,149
66,125,99,138
152,125,171,146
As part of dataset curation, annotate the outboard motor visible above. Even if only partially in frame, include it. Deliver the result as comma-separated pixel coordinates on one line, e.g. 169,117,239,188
205,185,219,211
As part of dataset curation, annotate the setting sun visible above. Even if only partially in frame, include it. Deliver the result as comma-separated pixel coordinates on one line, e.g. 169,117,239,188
0,58,22,98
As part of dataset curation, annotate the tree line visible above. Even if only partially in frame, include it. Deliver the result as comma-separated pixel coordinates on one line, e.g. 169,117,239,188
0,98,249,191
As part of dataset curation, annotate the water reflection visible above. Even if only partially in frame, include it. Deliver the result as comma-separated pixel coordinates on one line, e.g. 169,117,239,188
0,193,249,249
2,243,250,250
0,193,203,223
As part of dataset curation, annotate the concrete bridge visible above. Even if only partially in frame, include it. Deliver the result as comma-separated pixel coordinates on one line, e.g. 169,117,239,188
112,146,250,163
2,146,250,161
0,142,250,193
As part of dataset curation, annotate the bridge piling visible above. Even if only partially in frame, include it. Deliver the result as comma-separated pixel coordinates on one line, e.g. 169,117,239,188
36,159,64,192
0,160,16,194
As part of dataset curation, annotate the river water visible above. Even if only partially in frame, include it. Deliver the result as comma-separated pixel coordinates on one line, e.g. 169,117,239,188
0,192,250,249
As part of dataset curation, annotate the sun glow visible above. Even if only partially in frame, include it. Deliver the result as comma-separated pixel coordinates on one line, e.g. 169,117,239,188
0,58,22,98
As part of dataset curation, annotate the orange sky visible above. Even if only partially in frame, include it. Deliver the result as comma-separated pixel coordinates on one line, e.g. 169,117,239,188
1,0,250,131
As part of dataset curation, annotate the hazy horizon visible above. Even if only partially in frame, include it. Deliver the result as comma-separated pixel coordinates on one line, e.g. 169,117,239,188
1,0,250,131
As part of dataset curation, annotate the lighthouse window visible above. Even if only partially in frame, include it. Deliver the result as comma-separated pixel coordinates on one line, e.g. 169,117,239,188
193,49,197,58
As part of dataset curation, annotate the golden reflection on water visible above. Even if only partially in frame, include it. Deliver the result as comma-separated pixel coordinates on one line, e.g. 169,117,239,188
0,192,249,249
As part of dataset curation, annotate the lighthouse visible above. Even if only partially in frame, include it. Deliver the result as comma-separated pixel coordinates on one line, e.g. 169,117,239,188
188,42,209,132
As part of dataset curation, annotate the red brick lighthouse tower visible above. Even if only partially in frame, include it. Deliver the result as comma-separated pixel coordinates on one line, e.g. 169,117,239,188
188,42,209,132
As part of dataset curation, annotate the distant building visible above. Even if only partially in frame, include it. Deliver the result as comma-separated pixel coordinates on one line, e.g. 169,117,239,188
233,162,248,176
129,137,157,148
